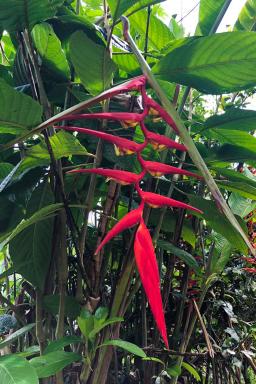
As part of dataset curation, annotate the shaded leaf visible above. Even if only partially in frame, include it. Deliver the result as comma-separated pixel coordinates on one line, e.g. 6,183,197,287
99,339,146,358
0,323,35,349
44,336,82,354
0,355,38,384
43,295,81,318
108,0,165,21
196,0,227,35
182,362,201,382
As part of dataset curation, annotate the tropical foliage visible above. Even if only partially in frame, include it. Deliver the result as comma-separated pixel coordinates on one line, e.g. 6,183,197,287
0,0,256,383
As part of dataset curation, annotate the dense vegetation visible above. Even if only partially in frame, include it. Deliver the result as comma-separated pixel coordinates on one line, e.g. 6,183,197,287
0,0,256,383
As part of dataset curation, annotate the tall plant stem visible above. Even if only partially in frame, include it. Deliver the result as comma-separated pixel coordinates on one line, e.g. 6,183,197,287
120,16,254,256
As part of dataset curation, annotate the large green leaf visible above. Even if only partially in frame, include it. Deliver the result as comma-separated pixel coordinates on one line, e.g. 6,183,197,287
9,183,55,289
129,10,174,50
99,339,146,358
188,195,248,254
0,323,35,349
233,0,256,31
69,31,117,96
0,355,39,384
43,295,81,318
0,0,64,32
153,32,256,94
31,22,70,80
0,79,42,134
182,362,201,382
108,0,165,21
229,192,256,218
204,130,256,152
216,180,256,200
201,108,256,134
19,130,91,175
30,351,81,378
157,240,200,273
196,0,227,35
208,144,256,166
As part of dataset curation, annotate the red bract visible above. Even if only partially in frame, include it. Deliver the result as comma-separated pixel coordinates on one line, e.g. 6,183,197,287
241,257,256,264
139,158,202,179
58,112,146,124
139,191,203,214
68,168,145,185
57,126,145,155
145,96,179,134
243,267,256,273
95,204,144,255
134,219,169,348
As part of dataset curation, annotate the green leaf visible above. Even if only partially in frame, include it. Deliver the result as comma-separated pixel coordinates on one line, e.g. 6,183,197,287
203,130,256,154
202,108,256,134
210,233,232,274
77,309,94,339
216,180,256,200
0,162,21,193
9,183,54,289
19,130,91,175
167,364,182,377
182,362,201,382
229,192,256,218
188,195,248,254
234,0,256,31
43,295,81,318
0,203,62,245
157,240,200,273
30,351,81,378
212,166,256,188
0,355,39,384
17,346,40,358
129,10,174,50
31,22,70,80
0,78,42,134
88,317,124,340
99,339,146,358
153,32,256,94
44,336,82,354
142,357,165,365
196,0,226,35
70,31,117,95
0,0,64,32
209,144,256,166
108,0,165,21
0,323,35,349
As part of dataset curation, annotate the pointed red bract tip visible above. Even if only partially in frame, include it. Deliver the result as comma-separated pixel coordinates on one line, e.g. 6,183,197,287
95,204,144,255
140,160,202,179
140,191,203,214
140,123,186,152
134,219,169,348
56,126,145,155
67,168,144,185
57,112,144,124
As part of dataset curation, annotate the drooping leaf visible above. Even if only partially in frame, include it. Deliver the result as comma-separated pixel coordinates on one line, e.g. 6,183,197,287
0,355,39,384
31,22,70,80
30,351,81,378
0,0,63,32
44,336,82,354
88,317,124,340
99,339,146,358
0,78,42,134
153,32,256,94
182,362,201,382
0,323,35,349
157,240,200,273
134,219,168,348
108,0,165,22
19,130,91,175
9,183,55,289
69,31,117,95
233,0,256,31
196,0,227,35
188,195,248,254
201,108,256,133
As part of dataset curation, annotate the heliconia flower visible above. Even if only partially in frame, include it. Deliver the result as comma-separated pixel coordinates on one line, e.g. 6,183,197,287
56,112,146,125
145,96,179,134
67,168,145,185
134,218,169,348
243,267,256,273
241,257,256,264
139,191,203,214
140,123,186,152
56,126,145,155
95,204,144,255
139,158,202,179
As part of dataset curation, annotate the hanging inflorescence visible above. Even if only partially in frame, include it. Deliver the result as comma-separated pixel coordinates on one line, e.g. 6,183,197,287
55,75,203,348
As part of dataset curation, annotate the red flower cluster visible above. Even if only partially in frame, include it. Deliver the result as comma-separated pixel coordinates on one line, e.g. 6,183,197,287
55,76,202,348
